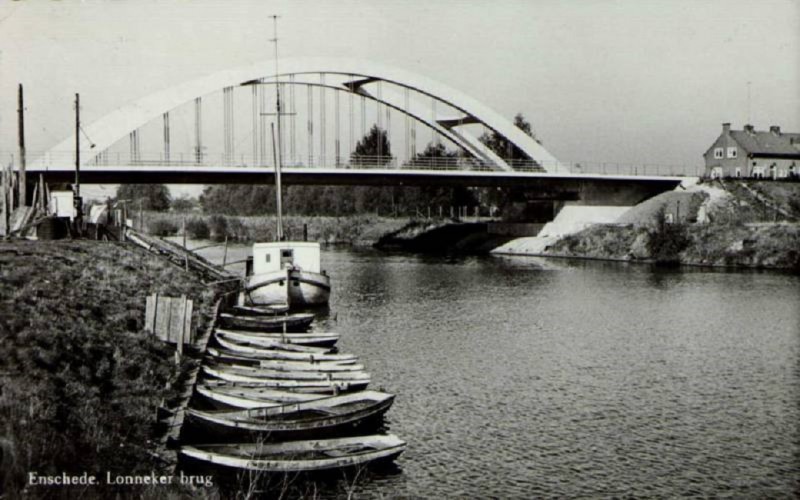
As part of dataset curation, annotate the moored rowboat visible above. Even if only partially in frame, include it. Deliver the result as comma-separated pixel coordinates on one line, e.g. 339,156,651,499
186,391,394,438
202,366,369,392
214,334,355,363
195,384,328,409
216,328,339,348
180,434,406,472
206,361,370,382
206,348,363,372
219,312,315,332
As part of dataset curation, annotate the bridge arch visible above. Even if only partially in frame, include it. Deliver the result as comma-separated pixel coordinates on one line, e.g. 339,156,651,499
34,58,566,172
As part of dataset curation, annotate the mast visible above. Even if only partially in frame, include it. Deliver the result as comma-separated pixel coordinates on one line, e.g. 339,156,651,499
75,93,80,199
270,15,284,241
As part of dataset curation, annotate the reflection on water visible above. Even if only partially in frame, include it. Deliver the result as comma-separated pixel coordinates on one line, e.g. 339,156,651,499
188,240,800,497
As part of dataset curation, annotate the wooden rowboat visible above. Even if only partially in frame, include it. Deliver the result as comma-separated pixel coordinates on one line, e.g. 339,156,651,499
186,391,394,439
216,328,339,348
180,434,406,473
206,361,370,382
213,334,332,354
195,384,327,410
206,348,364,372
218,312,315,332
214,334,355,362
202,366,369,392
233,303,290,316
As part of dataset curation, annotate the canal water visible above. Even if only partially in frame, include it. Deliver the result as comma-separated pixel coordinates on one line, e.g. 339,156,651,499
191,241,800,497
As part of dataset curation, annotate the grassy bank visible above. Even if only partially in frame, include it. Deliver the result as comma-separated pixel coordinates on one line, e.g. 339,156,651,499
547,222,800,270
139,212,410,246
543,180,800,270
0,240,219,498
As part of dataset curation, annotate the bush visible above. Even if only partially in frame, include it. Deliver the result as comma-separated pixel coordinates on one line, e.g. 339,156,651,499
148,218,178,236
208,215,229,242
647,208,690,265
185,218,210,239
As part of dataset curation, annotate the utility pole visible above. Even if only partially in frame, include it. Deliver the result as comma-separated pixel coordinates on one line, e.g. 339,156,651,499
17,84,26,207
74,93,83,230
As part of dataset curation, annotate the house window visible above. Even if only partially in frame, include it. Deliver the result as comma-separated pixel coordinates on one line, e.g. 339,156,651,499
710,167,723,179
265,254,271,263
735,167,741,178
727,147,737,158
714,147,724,159
752,166,764,179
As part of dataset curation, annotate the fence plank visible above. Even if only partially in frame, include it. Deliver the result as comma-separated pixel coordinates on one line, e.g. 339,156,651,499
155,296,172,342
145,293,157,334
183,299,193,345
169,296,185,344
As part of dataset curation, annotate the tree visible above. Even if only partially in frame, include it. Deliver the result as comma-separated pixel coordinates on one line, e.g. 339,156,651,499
351,125,392,166
408,142,461,169
171,195,198,212
115,184,171,211
479,113,540,162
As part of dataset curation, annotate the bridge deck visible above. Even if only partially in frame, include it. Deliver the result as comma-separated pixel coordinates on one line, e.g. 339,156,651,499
25,164,687,190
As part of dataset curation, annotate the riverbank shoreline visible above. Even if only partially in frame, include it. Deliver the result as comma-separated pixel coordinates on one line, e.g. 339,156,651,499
0,240,227,498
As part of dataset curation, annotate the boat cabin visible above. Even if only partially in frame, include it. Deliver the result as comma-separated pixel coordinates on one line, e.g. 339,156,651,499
252,241,321,275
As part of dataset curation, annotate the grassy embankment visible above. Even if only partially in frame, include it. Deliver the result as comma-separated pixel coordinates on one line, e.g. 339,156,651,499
140,212,410,246
0,240,220,498
544,180,800,270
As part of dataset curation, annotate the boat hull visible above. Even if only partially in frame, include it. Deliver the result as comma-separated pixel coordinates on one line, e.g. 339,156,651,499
244,269,330,309
180,434,406,473
185,392,394,440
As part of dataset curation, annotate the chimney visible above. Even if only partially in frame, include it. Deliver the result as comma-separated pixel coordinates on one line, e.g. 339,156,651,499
722,122,731,134
769,125,781,135
744,124,755,133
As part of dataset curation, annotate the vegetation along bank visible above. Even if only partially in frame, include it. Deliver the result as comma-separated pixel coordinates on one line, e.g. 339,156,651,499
0,240,225,498
540,180,800,270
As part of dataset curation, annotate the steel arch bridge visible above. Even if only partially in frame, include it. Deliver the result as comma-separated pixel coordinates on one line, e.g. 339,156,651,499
30,58,569,174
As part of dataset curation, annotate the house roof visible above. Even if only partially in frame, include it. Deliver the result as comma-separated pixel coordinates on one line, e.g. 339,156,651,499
730,130,800,157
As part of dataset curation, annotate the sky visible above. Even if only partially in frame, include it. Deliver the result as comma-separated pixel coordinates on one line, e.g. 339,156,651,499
1,0,798,197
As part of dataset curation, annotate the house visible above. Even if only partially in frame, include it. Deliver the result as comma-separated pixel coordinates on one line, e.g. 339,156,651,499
703,123,800,179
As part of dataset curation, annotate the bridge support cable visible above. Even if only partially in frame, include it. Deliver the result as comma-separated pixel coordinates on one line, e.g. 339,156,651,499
251,85,258,166
129,130,140,164
194,97,203,164
376,81,383,159
432,97,440,146
360,95,366,146
385,88,391,164
289,75,296,165
334,88,341,166
307,86,314,166
348,76,354,159
223,86,234,165
319,74,326,164
162,112,170,163
259,85,267,166
404,88,410,162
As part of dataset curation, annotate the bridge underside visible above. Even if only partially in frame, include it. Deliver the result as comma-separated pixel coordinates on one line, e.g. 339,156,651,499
30,166,683,206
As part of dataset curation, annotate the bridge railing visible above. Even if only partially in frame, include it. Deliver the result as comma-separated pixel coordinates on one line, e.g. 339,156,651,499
5,150,705,177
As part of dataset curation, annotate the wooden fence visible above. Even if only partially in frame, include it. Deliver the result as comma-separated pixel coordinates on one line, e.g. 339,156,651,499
145,293,194,352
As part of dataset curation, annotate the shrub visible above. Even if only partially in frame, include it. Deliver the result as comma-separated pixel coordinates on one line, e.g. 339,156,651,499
148,218,178,236
647,207,690,265
207,215,229,242
185,218,210,240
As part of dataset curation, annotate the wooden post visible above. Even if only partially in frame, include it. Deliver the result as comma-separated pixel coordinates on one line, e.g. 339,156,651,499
18,84,27,207
1,167,7,238
222,236,228,268
176,296,185,357
38,174,45,213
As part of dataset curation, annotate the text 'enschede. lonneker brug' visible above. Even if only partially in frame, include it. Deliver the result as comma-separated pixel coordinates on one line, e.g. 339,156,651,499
28,471,214,487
